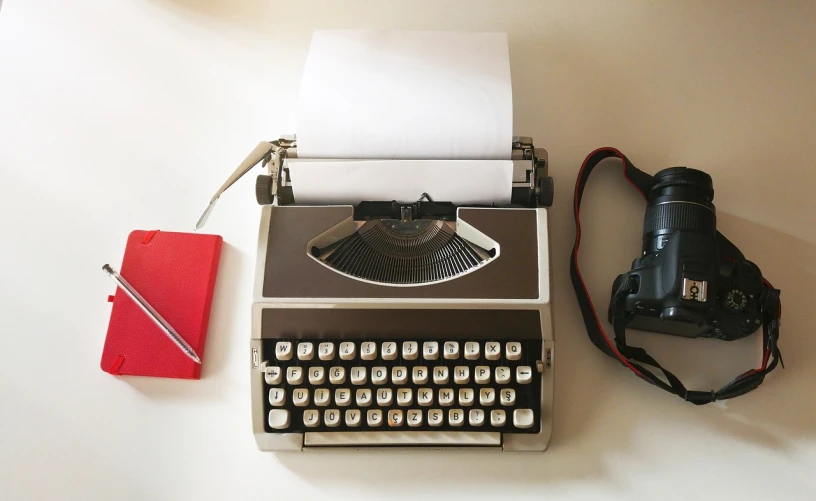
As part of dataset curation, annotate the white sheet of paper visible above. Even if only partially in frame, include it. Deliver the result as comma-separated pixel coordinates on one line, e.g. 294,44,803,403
286,159,513,205
296,30,513,160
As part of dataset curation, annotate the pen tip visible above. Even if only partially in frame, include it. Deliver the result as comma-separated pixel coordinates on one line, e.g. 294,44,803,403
102,264,112,273
193,354,202,364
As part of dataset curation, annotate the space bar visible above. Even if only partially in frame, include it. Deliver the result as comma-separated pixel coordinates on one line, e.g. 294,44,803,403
304,431,501,447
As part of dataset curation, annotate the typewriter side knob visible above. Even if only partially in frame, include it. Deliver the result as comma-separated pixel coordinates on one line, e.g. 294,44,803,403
537,176,554,207
256,175,275,205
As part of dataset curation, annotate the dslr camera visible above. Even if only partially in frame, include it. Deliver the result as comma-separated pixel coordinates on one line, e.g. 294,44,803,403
609,167,766,340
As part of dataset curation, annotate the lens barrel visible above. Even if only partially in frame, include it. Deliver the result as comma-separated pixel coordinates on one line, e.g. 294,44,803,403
643,167,716,254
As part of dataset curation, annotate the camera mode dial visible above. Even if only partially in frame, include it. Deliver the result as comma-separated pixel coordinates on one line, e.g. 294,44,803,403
723,289,748,313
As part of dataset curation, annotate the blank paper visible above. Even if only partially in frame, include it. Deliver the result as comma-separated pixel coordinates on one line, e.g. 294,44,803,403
287,159,513,206
296,30,513,160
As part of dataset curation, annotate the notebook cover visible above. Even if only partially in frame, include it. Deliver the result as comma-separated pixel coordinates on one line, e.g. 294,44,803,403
101,230,223,379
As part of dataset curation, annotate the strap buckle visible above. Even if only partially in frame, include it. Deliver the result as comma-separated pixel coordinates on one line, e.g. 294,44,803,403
684,390,717,405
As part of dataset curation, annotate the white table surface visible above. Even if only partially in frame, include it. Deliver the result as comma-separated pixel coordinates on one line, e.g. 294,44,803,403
2,1,815,500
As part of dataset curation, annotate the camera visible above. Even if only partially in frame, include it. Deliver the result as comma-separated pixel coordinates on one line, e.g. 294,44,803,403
609,167,766,340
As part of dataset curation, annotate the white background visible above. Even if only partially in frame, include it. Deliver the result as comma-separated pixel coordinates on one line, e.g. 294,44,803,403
1,1,815,500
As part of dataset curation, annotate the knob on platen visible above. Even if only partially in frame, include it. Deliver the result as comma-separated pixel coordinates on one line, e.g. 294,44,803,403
255,175,275,205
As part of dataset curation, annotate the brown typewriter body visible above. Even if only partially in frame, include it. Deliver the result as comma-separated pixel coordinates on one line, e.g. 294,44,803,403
251,164,554,451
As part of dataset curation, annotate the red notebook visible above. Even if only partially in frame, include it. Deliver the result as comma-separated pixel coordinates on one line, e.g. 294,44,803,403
101,230,223,379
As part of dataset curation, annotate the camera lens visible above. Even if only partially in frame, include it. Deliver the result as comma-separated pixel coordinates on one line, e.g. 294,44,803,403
643,167,716,254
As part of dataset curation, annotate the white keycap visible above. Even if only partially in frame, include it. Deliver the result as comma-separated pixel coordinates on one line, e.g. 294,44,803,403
439,388,455,406
264,366,282,385
402,341,418,360
443,341,459,360
308,366,325,385
324,409,341,427
428,409,444,427
345,409,362,428
506,342,522,361
490,409,506,427
392,366,408,385
407,409,423,427
500,388,516,406
495,366,511,384
297,342,314,361
516,366,533,384
454,366,470,384
377,388,393,406
360,341,377,361
356,388,372,407
303,409,320,427
335,388,351,406
480,388,496,406
469,409,485,427
485,342,501,360
433,366,449,384
423,341,439,360
268,388,286,406
513,408,535,429
388,409,404,427
412,366,429,384
350,367,367,385
397,388,413,406
268,409,290,429
449,409,464,426
371,366,388,385
275,342,292,361
474,366,491,384
381,342,398,360
329,366,346,384
339,342,356,360
318,342,335,361
458,388,474,406
367,409,383,427
314,388,330,406
293,388,310,407
286,366,303,385
417,388,433,406
464,341,480,360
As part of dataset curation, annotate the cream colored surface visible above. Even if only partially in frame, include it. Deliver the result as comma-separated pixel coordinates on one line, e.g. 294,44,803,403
1,1,815,500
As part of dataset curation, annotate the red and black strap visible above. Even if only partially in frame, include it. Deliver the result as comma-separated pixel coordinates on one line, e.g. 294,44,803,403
570,147,783,404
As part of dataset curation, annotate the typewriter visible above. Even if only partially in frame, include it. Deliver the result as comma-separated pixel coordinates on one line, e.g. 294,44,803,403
198,136,555,451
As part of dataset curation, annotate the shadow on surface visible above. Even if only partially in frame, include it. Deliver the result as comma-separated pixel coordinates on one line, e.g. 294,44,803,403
139,0,815,485
273,201,815,491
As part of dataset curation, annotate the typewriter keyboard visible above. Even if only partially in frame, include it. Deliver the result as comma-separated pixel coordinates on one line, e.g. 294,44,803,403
262,339,542,434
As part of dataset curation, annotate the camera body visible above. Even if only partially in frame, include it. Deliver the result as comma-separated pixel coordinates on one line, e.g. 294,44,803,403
609,167,765,340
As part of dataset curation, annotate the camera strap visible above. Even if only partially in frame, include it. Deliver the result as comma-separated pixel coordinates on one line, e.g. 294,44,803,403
570,147,783,404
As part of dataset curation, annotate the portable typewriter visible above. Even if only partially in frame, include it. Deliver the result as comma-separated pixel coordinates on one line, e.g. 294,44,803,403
198,135,555,451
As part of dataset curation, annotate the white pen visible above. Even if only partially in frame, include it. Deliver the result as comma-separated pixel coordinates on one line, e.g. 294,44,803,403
102,264,202,364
